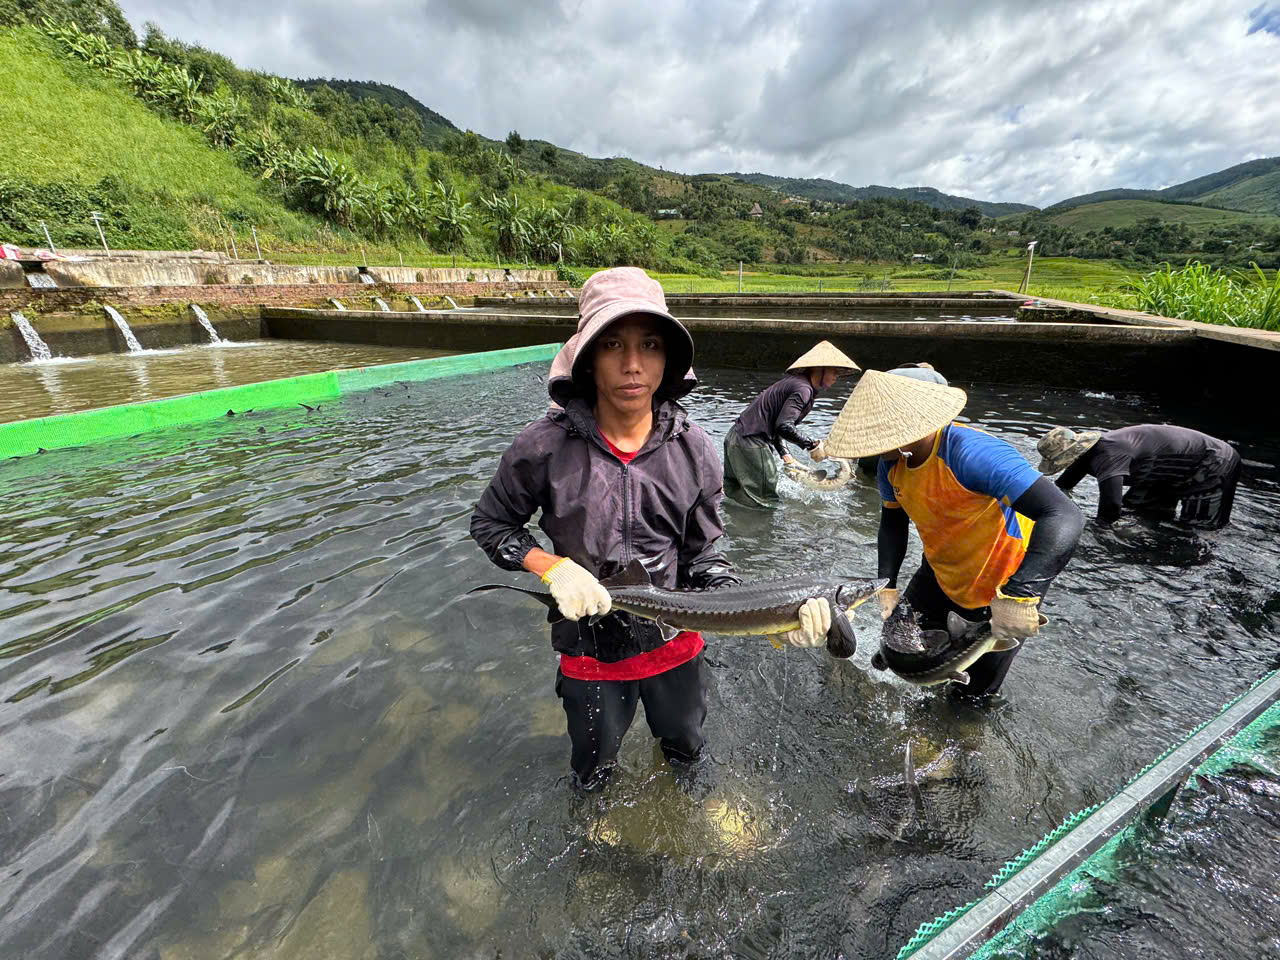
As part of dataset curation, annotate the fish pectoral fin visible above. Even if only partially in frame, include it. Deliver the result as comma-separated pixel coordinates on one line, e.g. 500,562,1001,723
946,610,981,639
656,619,679,642
945,671,970,686
824,608,857,659
990,636,1021,653
600,559,651,589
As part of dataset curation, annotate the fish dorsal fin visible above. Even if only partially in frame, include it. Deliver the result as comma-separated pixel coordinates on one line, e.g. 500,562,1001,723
946,670,970,685
990,636,1021,653
946,611,979,639
600,559,651,589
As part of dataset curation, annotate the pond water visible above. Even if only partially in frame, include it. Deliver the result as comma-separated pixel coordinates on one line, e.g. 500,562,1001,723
0,363,1277,959
0,342,451,423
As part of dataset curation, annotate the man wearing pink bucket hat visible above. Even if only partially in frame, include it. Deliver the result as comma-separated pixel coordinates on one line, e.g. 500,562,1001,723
471,267,833,791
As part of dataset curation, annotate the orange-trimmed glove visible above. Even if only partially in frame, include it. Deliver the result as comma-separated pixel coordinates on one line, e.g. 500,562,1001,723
989,588,1042,641
541,558,611,621
877,587,900,620
778,597,831,648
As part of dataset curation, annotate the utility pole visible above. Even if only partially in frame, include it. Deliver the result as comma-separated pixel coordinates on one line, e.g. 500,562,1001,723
1018,241,1038,294
251,225,262,260
89,212,109,253
738,260,743,293
228,229,239,260
39,221,56,253
947,242,960,292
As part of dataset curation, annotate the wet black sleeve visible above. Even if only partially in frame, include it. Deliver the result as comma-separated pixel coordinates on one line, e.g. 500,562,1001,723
877,505,910,587
1055,454,1090,493
470,435,547,571
1002,477,1085,599
776,420,819,451
1096,475,1123,524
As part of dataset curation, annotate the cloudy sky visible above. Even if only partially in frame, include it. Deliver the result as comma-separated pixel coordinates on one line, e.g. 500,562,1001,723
115,0,1280,207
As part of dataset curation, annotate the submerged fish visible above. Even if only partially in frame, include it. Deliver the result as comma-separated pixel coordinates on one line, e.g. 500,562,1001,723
871,601,1029,687
468,560,887,659
783,457,854,491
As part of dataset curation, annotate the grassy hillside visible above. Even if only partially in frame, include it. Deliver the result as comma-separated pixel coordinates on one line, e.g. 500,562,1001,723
0,27,325,250
1195,168,1280,216
728,173,1036,217
1041,199,1280,233
1047,157,1280,215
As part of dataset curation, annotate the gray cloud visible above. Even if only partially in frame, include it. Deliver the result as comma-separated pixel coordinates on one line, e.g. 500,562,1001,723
116,0,1280,206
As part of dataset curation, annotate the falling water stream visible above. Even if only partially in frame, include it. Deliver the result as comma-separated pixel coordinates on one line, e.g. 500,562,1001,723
102,305,144,353
188,304,222,344
10,311,52,361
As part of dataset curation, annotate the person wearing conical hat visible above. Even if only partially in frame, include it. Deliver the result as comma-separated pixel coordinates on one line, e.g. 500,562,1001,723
470,268,836,792
825,371,1084,697
722,340,859,508
1037,424,1241,528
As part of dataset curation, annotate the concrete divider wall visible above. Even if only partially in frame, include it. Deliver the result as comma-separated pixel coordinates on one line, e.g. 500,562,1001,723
0,280,569,315
44,260,558,288
261,307,1207,394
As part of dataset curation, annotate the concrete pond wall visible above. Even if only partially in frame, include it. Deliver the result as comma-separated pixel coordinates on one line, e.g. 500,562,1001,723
255,306,1279,416
40,261,558,288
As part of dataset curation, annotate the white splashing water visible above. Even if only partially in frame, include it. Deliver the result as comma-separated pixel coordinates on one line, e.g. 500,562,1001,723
359,273,376,284
373,297,391,312
103,306,144,353
11,311,52,361
329,299,347,311
25,272,57,289
189,304,222,343
409,296,427,313
444,296,460,309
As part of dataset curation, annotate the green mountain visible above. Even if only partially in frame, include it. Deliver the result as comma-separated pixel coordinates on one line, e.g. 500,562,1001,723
725,173,1037,217
1046,157,1280,215
295,78,459,144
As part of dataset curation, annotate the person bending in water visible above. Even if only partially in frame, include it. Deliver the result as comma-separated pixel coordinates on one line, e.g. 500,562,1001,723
1037,424,1242,529
722,340,860,508
825,371,1084,697
470,268,832,792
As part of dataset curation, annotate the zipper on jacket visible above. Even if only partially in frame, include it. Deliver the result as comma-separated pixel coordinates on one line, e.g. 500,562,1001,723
620,461,631,564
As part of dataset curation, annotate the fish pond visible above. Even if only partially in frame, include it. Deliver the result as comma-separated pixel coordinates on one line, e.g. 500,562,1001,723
1,363,1277,959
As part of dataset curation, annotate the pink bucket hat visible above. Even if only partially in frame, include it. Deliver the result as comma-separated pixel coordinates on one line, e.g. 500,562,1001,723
548,267,695,407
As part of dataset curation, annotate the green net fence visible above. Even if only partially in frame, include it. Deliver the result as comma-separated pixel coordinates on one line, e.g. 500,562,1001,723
896,668,1280,959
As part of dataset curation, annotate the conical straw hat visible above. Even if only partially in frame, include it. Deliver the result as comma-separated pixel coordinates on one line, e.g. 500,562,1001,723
787,340,860,375
825,370,967,458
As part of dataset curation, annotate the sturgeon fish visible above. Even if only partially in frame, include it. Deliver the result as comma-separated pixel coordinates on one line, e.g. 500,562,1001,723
468,560,888,659
870,601,1029,687
783,457,854,491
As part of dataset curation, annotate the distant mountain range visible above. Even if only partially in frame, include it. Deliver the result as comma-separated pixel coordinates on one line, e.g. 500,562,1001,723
1044,157,1280,216
314,78,1280,221
723,174,1037,217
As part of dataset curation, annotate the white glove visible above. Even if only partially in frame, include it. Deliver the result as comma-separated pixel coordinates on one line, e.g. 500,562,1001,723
810,440,827,463
541,558,612,621
877,587,900,620
778,597,831,648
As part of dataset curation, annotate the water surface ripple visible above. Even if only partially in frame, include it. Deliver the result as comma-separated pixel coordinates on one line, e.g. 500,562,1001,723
0,364,1277,958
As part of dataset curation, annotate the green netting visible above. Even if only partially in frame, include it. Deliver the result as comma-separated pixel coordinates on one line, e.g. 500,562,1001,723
894,669,1280,959
0,343,560,459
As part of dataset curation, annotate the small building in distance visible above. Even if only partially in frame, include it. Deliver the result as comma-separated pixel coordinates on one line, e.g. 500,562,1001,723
748,202,763,218
655,209,681,220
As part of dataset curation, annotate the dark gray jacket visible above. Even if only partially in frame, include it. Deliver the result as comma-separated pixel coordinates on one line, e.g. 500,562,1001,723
470,396,740,661
731,373,818,457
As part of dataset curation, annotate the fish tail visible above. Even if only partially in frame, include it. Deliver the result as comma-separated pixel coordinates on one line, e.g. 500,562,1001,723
466,583,559,612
